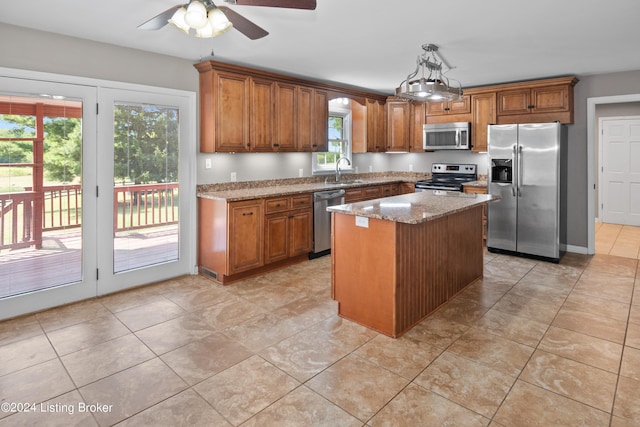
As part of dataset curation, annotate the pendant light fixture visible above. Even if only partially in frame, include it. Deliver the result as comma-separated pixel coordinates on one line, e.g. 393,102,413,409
395,44,463,102
168,1,233,38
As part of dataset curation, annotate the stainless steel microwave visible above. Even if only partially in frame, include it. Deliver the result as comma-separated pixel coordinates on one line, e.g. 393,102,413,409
423,122,470,150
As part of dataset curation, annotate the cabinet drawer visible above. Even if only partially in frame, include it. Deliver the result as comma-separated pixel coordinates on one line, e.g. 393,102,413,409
363,186,383,199
265,197,290,213
291,194,312,209
344,188,363,202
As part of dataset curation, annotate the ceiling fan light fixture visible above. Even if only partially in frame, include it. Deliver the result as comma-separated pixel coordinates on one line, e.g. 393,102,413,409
184,1,209,29
208,8,233,34
396,44,463,102
168,7,190,34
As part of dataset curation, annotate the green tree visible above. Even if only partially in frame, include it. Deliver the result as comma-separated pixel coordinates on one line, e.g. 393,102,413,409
43,118,81,183
113,104,178,184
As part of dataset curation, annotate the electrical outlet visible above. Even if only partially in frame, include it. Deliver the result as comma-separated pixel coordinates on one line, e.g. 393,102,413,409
230,172,237,182
355,166,359,174
205,158,212,169
369,165,373,172
409,164,413,171
298,168,303,177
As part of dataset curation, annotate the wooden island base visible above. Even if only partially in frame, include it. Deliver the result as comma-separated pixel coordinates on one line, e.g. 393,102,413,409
331,206,483,338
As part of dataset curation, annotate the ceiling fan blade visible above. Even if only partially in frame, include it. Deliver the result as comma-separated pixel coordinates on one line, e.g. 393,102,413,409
228,0,316,10
218,6,269,40
138,5,182,30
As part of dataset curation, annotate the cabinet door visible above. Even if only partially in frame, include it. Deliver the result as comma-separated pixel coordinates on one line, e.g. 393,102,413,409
275,82,297,151
531,85,570,113
497,88,531,115
366,99,386,152
250,78,275,152
265,213,288,264
426,101,447,116
228,201,263,274
214,71,250,152
449,96,471,114
296,86,314,152
289,210,313,256
409,102,426,152
386,101,410,152
363,186,383,200
425,96,470,116
312,89,328,152
471,92,496,153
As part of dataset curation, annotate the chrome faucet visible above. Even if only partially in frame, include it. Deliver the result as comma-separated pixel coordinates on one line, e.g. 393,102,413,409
335,156,351,182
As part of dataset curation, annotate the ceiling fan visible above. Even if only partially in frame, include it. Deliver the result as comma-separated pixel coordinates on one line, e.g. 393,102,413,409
138,0,316,40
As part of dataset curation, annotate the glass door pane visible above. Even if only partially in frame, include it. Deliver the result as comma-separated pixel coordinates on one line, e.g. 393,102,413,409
112,102,179,273
0,94,83,297
96,88,194,296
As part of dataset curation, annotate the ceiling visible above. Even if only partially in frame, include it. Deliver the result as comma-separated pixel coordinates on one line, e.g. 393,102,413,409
1,0,639,94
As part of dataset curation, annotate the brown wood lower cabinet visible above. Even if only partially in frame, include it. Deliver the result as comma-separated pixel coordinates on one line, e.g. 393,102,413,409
199,194,312,284
199,198,264,282
265,194,313,264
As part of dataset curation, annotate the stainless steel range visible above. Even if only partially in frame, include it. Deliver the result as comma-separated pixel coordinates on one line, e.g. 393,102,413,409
415,163,477,192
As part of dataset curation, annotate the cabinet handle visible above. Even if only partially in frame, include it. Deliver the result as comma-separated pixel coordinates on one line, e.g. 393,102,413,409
288,215,294,219
276,203,281,207
273,143,280,147
528,105,535,109
246,143,251,147
242,212,254,216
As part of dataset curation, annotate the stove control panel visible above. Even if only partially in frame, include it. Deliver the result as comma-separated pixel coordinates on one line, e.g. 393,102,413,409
431,163,477,175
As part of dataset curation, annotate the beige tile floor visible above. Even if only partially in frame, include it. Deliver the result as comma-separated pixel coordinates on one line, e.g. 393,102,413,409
0,249,639,426
596,222,640,259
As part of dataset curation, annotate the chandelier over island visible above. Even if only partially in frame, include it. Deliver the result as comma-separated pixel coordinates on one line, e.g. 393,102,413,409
395,44,463,102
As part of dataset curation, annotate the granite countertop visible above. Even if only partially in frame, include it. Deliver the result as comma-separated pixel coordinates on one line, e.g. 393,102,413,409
197,173,427,202
327,190,498,224
462,180,487,188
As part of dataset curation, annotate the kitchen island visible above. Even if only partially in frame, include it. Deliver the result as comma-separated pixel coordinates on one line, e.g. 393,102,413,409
328,190,497,338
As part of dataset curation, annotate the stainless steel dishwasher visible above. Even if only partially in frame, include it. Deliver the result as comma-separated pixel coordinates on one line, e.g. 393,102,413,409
310,189,345,258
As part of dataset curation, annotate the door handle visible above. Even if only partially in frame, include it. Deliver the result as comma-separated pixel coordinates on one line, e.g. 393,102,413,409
455,129,460,147
517,145,523,197
511,145,517,197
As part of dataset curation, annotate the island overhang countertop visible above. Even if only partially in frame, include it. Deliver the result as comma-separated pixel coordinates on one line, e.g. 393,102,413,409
327,190,498,224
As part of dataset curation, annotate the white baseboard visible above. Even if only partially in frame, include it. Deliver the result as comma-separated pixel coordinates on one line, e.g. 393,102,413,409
565,244,590,255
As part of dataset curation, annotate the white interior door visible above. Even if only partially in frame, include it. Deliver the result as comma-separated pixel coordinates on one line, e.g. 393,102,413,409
600,117,640,226
96,87,196,296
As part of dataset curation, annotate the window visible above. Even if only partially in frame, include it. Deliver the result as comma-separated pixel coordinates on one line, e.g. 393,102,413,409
312,100,352,174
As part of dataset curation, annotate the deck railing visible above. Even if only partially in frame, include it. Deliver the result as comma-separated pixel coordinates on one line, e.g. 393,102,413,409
1,182,178,250
114,183,179,232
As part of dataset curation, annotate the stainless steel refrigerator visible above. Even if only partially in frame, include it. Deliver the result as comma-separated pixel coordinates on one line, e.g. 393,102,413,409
487,122,567,262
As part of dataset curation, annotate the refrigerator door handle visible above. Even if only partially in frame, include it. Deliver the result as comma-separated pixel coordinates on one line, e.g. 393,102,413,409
517,145,523,197
511,145,517,197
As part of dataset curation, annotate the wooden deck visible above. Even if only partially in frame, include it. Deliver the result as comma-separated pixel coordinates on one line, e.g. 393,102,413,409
0,226,178,299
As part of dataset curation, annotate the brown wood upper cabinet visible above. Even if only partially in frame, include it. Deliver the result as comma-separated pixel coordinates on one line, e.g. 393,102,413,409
426,96,471,116
386,98,410,152
409,102,426,152
195,60,384,153
470,92,496,153
366,98,386,152
496,76,578,124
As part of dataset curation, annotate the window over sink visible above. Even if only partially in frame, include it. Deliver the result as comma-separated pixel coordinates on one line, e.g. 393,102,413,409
312,98,352,175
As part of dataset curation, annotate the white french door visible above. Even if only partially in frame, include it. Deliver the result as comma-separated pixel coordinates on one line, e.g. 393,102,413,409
0,72,195,319
0,77,98,319
96,88,195,296
600,117,640,226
